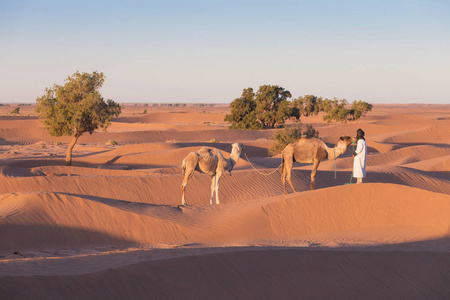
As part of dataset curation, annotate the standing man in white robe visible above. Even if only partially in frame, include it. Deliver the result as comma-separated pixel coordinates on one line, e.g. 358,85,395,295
353,128,367,183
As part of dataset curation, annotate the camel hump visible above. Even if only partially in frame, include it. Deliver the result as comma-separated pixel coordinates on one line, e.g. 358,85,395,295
197,146,212,154
197,147,220,162
297,137,322,144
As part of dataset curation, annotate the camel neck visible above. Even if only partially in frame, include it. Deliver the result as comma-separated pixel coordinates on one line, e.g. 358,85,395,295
327,143,347,160
228,150,241,170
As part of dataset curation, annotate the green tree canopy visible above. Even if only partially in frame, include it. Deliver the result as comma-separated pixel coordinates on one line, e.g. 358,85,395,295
320,99,373,123
224,88,261,129
255,85,296,128
291,95,322,117
36,71,121,165
226,86,373,129
225,85,299,129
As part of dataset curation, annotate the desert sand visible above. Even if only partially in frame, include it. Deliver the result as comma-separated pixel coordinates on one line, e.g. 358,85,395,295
0,103,449,299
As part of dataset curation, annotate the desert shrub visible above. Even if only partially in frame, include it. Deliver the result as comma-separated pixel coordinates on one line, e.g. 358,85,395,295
143,109,147,114
209,138,219,143
268,123,319,156
10,107,20,114
302,124,319,139
106,140,118,145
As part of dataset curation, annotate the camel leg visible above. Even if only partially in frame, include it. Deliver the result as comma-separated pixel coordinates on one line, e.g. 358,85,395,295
210,175,216,205
181,184,187,206
181,169,194,206
282,155,296,194
285,160,296,194
181,175,190,206
281,164,288,194
285,156,297,193
286,171,296,193
214,171,222,204
310,160,320,190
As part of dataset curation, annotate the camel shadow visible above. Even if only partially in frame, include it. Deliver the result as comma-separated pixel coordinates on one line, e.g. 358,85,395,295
0,224,135,257
105,155,122,165
60,193,183,218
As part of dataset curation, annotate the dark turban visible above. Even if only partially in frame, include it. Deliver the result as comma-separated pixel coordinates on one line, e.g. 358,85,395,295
356,128,365,140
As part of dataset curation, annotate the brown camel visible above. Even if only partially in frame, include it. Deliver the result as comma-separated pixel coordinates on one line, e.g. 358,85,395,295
281,136,355,193
181,143,243,205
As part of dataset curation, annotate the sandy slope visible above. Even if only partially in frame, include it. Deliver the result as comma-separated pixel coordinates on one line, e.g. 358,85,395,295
1,183,448,254
2,249,449,300
0,104,449,299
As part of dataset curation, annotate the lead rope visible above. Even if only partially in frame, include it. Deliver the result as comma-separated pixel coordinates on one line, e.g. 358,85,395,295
345,143,356,185
334,148,336,179
243,151,282,176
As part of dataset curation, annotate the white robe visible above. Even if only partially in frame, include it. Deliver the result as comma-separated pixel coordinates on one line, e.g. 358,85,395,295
353,139,367,178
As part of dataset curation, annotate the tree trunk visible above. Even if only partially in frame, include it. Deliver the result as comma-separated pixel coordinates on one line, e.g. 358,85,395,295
66,133,81,166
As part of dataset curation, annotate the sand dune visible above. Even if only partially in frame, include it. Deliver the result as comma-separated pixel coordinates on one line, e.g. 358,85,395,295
1,249,449,300
1,184,449,299
1,183,449,258
0,104,449,299
117,111,227,125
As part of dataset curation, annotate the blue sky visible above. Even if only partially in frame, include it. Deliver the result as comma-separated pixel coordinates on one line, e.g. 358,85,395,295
1,0,449,103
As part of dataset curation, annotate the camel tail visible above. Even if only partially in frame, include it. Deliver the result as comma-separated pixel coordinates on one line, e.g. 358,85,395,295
280,155,285,177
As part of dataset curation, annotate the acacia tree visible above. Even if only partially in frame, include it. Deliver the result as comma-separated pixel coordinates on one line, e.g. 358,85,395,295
224,88,261,129
321,99,373,123
225,86,373,130
225,85,299,129
291,96,372,123
291,95,322,116
255,85,297,128
36,71,121,166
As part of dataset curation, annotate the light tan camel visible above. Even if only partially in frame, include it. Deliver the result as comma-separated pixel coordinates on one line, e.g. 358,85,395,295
181,143,243,205
281,136,355,193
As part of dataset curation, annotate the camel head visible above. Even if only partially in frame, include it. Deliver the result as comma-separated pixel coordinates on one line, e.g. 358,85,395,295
339,136,355,146
231,143,243,154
